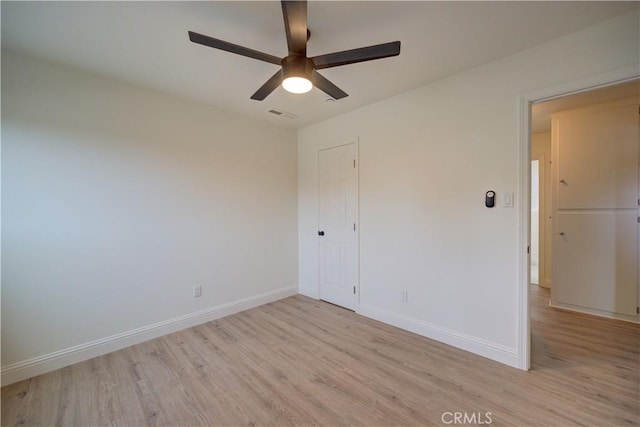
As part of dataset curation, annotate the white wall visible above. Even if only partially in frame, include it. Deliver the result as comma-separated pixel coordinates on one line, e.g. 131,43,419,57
1,51,298,384
298,10,639,367
532,133,551,160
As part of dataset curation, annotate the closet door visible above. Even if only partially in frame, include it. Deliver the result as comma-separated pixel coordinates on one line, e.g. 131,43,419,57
551,99,639,319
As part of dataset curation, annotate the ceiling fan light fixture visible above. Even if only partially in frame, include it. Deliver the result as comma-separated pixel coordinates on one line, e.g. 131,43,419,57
281,55,314,94
188,0,401,101
282,76,312,94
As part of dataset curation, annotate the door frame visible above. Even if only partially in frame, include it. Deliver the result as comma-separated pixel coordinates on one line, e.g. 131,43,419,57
516,65,639,370
317,139,360,308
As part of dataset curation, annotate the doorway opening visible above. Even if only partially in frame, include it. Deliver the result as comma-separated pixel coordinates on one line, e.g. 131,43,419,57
530,160,540,286
521,75,640,368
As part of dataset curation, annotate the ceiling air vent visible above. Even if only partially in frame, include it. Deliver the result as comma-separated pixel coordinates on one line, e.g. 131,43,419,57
267,108,297,119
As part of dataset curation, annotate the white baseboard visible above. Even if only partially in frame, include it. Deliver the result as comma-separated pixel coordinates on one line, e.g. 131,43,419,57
357,303,519,368
549,300,639,324
1,286,297,386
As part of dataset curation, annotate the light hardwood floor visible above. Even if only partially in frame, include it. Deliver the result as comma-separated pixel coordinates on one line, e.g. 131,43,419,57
2,286,639,426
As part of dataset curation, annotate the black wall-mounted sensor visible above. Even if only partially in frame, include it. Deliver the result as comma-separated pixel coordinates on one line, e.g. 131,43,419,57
485,191,496,208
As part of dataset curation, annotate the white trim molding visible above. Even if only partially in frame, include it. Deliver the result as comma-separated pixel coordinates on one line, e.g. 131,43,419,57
550,301,640,324
1,286,297,386
516,64,640,371
357,304,519,368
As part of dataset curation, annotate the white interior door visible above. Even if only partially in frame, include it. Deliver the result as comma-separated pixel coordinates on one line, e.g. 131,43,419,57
318,143,358,310
551,98,639,319
555,212,638,315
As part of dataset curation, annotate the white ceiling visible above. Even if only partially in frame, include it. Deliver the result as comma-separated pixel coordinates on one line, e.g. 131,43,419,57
2,1,638,129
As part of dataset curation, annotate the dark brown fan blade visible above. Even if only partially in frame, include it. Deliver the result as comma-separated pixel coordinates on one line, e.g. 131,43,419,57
281,1,307,55
311,70,348,100
189,31,282,65
312,41,401,70
250,70,284,101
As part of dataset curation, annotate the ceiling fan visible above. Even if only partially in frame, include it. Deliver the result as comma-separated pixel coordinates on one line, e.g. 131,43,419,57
188,0,401,101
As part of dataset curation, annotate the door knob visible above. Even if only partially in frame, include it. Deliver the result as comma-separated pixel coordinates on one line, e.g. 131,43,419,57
559,232,565,236
318,231,325,236
559,179,566,184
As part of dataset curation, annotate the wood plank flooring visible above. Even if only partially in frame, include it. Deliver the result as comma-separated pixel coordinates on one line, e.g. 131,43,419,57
2,286,639,426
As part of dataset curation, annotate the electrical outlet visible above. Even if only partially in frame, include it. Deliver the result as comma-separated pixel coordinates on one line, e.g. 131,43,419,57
401,289,408,302
193,286,202,298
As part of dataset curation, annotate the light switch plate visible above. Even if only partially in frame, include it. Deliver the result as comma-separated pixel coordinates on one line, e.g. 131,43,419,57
503,192,514,208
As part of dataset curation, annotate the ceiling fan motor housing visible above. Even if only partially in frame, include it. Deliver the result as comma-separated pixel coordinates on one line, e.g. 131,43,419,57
189,0,400,100
282,55,315,80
